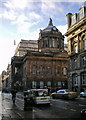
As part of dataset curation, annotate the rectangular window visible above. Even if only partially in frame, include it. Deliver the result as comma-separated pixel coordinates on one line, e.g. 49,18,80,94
81,73,86,85
47,81,51,87
47,66,52,74
58,82,61,86
63,68,67,75
71,14,77,25
84,39,86,50
32,81,36,88
32,66,36,74
80,55,86,67
40,81,44,88
72,59,77,69
72,75,78,86
73,44,78,53
79,8,84,19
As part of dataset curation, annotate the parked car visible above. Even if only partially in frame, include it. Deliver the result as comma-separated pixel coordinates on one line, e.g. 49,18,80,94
2,87,11,93
80,90,86,98
51,89,78,99
81,109,86,120
24,89,51,105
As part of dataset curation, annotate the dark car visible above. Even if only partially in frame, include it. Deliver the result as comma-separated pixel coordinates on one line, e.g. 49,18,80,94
81,109,86,120
2,87,11,93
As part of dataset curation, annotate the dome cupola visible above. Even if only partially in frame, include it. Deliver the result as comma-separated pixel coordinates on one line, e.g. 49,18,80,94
38,18,64,53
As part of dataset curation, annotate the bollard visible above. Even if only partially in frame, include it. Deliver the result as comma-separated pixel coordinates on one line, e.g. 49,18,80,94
24,91,33,111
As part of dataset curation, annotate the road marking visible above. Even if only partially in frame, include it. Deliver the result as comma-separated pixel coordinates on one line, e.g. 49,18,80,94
70,109,76,112
16,97,24,102
79,104,86,107
17,112,24,119
51,99,69,104
62,107,67,110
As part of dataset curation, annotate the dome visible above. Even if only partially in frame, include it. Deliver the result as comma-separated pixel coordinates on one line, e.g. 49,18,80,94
38,18,64,53
40,18,62,36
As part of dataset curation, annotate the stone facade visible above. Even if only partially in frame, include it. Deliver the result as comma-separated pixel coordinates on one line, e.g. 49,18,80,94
22,51,68,90
11,19,68,91
65,5,86,92
14,39,38,56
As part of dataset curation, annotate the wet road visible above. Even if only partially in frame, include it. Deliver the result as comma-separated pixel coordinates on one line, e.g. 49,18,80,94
1,92,86,120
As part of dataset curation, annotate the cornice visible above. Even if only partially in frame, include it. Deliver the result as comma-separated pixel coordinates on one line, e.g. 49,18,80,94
65,17,86,36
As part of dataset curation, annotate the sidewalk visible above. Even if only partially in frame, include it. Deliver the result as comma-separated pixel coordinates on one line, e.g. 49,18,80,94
1,92,23,120
0,92,35,120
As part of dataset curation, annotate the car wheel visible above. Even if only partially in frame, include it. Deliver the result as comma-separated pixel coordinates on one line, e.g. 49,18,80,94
52,95,55,99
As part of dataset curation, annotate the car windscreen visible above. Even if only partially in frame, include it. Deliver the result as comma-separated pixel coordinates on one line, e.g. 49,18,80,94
35,90,48,97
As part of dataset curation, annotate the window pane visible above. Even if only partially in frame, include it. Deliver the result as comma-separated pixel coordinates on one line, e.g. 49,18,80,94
84,39,86,50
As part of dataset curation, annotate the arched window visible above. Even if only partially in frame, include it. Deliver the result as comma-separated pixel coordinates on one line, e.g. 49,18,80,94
63,67,67,75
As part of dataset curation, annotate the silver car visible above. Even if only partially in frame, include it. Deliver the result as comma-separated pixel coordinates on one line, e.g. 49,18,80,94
51,89,78,99
80,90,86,98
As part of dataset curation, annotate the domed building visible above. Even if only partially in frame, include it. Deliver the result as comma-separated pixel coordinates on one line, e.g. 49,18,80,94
11,19,68,91
38,18,64,53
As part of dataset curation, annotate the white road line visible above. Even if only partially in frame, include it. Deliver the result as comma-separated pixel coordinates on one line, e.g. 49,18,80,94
17,113,24,119
79,104,86,107
70,109,76,112
16,97,24,102
51,99,69,104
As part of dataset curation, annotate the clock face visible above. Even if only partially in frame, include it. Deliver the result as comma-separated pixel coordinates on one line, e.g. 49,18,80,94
53,27,56,30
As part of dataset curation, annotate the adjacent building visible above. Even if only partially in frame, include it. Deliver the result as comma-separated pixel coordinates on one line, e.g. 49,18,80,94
11,18,68,91
0,64,12,91
65,5,86,92
14,39,38,56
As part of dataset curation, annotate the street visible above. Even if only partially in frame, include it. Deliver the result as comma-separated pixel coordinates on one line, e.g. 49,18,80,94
1,92,86,120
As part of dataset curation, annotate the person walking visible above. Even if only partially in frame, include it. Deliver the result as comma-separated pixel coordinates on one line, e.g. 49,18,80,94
11,89,17,104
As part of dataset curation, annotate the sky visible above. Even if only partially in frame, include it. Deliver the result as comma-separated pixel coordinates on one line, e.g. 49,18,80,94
0,0,85,74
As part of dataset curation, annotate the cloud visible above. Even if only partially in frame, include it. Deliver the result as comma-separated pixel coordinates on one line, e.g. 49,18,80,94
1,10,16,20
17,21,38,34
1,0,43,34
40,0,65,18
36,0,85,2
57,24,67,35
57,24,68,43
3,0,29,10
0,36,16,74
29,12,42,20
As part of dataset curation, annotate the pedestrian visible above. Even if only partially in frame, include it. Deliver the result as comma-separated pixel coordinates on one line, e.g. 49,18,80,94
11,89,17,104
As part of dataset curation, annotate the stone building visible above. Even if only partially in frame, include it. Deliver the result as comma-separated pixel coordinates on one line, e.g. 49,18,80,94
14,39,38,56
1,71,7,90
11,18,68,91
0,64,11,91
65,5,86,92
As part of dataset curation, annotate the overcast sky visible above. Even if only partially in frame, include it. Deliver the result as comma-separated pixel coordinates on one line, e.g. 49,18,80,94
0,0,85,74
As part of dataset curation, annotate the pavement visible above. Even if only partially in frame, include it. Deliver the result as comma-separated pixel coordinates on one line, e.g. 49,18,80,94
0,92,34,120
